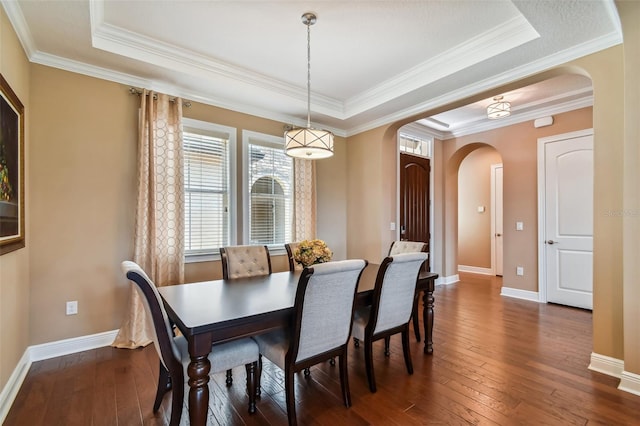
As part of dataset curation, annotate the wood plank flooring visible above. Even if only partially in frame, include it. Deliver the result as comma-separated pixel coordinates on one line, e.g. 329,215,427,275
5,273,640,425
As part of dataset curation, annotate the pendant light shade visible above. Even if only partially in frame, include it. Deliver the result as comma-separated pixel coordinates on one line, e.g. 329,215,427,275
487,95,511,119
285,12,334,159
285,127,334,159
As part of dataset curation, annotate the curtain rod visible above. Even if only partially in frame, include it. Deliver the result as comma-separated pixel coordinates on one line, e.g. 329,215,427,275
129,87,191,108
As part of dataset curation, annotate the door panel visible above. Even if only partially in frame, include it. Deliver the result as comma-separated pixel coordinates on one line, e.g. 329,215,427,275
400,153,431,257
542,132,593,309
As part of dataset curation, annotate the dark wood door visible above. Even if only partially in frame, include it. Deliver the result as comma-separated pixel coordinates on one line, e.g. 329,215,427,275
400,153,431,255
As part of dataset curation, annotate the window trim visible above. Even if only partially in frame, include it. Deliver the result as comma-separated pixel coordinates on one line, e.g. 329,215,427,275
183,118,237,263
242,130,291,255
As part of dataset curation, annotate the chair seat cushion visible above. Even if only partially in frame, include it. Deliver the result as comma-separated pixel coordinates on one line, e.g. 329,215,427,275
253,329,289,370
174,335,259,375
351,306,370,341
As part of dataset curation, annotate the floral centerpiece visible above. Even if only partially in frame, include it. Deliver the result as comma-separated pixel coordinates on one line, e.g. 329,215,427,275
294,239,332,268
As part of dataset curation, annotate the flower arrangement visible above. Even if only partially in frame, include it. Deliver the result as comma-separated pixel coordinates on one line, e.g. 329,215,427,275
294,239,332,268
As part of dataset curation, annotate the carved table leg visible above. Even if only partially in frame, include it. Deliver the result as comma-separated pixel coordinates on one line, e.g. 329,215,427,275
188,337,212,426
423,280,435,355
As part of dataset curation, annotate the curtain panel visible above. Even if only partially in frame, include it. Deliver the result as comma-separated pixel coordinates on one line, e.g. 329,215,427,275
292,158,316,241
113,90,185,349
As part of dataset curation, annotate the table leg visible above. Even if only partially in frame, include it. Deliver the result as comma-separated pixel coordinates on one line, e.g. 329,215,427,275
423,280,435,355
188,337,212,425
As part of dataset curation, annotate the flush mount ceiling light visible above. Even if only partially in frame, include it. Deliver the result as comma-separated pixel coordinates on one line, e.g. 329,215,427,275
487,95,511,120
284,12,334,159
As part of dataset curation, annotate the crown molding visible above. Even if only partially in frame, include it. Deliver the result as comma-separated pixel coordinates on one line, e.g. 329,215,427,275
88,1,342,116
1,0,37,58
440,95,593,139
344,14,540,118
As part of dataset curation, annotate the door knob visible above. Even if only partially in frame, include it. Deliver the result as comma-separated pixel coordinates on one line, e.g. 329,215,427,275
546,240,557,245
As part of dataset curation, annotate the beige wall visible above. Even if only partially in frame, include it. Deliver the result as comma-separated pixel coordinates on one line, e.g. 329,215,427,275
457,146,502,269
619,0,640,375
344,40,634,375
445,107,593,291
27,64,348,344
0,8,30,390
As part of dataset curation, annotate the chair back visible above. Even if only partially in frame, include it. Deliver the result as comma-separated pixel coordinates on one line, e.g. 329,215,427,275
285,242,303,271
289,259,367,364
220,245,272,280
370,253,427,335
121,261,181,372
388,240,427,256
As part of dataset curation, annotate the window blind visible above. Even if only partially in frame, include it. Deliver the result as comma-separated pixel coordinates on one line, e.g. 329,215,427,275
248,141,293,245
184,132,229,254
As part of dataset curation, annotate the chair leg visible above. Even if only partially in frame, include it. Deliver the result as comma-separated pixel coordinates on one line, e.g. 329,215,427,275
338,351,351,407
384,337,390,356
285,366,297,426
169,372,184,426
154,361,171,412
412,293,421,342
256,355,262,397
226,369,233,386
364,338,377,393
245,362,257,414
401,328,414,375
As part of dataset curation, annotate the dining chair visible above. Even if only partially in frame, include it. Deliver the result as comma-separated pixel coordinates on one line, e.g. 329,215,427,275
219,244,271,385
220,244,272,279
284,241,303,271
121,261,260,426
351,252,428,393
253,259,368,426
388,240,428,343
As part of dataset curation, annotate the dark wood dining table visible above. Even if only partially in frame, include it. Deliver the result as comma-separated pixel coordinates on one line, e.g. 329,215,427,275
158,263,438,426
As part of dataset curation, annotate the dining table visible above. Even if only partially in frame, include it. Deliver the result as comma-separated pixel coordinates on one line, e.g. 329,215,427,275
158,263,438,426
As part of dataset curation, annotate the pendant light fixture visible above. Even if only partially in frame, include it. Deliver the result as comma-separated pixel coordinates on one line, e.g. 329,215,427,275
487,95,511,119
284,12,334,159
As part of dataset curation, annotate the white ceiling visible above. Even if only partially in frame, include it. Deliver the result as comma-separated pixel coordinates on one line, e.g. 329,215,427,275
2,0,622,138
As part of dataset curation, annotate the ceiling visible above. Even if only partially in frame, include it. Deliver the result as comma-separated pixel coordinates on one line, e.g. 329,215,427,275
2,1,622,138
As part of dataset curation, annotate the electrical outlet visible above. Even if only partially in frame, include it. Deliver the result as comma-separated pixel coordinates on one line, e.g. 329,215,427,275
516,266,524,276
66,300,78,315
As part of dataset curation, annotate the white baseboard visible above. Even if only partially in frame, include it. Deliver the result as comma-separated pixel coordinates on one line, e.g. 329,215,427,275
500,286,540,302
0,329,118,424
436,274,459,286
458,265,493,275
28,329,119,362
619,370,640,396
588,352,624,378
0,350,31,423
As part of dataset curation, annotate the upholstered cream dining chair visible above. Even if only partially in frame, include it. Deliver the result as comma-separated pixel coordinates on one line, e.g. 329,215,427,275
388,240,428,342
284,242,303,272
121,261,260,426
351,252,428,393
253,259,368,426
220,244,272,280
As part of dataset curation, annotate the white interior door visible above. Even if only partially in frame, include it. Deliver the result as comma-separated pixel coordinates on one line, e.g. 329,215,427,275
491,164,503,276
538,129,593,309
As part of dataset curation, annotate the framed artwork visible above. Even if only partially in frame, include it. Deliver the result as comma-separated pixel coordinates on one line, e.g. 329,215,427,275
0,73,25,255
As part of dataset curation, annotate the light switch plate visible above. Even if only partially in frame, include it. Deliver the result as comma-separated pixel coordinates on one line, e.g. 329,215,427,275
516,221,524,231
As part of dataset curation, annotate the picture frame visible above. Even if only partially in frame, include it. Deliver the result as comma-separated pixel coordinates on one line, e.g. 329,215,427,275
0,73,25,255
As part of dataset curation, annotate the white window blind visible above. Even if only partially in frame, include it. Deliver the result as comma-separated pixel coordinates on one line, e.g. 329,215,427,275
183,131,230,255
246,134,293,246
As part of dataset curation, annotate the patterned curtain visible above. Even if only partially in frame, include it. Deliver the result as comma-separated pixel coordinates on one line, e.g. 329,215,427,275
113,90,185,349
292,158,316,241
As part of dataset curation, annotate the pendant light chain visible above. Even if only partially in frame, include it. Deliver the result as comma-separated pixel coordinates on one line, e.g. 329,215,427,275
306,19,312,129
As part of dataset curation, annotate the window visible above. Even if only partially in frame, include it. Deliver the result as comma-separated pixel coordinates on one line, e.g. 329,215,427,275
243,131,293,249
399,133,433,158
183,119,236,259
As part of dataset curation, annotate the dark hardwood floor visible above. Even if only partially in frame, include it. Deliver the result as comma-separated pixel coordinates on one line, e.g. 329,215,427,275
5,273,640,425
